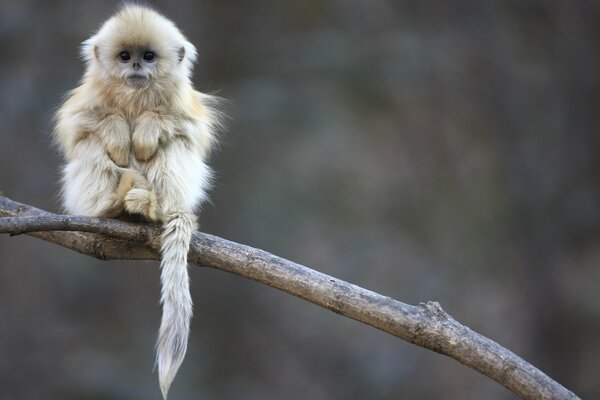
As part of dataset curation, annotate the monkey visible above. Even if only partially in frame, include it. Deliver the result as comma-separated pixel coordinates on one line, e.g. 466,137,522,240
53,4,221,398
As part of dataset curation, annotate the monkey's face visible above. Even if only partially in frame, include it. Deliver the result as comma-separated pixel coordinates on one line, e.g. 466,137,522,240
115,47,157,86
84,5,197,88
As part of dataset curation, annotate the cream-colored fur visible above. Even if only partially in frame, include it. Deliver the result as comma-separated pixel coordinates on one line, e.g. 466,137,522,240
53,5,221,398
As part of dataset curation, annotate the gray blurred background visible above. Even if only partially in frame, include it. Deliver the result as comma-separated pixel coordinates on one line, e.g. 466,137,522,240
1,1,599,399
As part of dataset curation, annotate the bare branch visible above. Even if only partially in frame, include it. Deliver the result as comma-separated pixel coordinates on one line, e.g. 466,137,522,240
0,194,579,400
0,214,154,241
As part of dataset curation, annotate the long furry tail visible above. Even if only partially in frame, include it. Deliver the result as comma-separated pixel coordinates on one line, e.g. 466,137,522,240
156,212,196,399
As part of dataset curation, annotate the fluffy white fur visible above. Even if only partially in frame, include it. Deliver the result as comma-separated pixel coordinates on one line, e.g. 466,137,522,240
53,5,220,398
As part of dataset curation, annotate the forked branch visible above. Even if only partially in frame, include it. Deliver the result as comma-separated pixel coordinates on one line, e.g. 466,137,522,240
0,194,579,400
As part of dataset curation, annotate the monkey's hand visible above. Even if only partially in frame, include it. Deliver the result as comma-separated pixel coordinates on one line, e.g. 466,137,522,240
133,111,174,162
99,112,131,167
106,135,131,167
116,169,160,221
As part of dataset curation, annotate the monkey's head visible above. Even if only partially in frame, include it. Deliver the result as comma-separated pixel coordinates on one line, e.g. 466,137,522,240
82,5,197,88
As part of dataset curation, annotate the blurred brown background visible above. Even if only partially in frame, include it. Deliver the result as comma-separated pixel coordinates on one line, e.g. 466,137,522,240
1,1,599,399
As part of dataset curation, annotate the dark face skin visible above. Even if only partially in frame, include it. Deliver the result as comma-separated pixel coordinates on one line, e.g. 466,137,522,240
117,47,157,86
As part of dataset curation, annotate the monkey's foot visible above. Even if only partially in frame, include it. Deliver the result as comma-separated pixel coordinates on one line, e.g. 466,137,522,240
116,170,150,198
124,188,159,222
115,170,159,221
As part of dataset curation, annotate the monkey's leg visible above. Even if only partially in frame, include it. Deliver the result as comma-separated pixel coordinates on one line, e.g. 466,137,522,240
144,139,212,218
62,136,131,217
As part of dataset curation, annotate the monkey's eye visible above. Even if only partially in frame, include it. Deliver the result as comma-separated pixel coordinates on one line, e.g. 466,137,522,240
143,51,156,62
118,51,131,62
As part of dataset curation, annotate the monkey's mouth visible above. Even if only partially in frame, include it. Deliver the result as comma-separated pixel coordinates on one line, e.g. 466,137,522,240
126,73,149,86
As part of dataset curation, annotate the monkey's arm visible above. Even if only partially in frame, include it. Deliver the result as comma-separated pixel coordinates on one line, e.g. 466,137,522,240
132,90,219,163
55,89,131,167
96,110,131,167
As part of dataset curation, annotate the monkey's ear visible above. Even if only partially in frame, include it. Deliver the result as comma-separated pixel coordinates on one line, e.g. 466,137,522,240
80,36,97,63
180,41,197,65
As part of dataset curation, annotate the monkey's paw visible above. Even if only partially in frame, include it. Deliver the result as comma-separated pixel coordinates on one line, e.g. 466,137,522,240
106,140,131,167
124,188,159,222
132,135,159,162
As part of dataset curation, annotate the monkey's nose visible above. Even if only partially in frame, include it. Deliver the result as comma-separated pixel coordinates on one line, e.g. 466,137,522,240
133,62,141,70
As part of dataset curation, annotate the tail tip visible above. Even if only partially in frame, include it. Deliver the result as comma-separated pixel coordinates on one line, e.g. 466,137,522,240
158,361,178,400
160,380,171,400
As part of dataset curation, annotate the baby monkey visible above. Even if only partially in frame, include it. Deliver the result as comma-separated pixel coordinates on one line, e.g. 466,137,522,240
54,5,220,398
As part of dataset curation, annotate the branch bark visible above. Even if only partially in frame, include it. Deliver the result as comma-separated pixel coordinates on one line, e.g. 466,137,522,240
0,194,579,400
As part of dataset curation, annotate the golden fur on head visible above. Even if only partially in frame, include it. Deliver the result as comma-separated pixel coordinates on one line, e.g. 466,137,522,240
82,4,197,88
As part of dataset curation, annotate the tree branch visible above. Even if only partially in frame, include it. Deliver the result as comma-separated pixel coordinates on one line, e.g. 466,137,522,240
0,194,579,400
